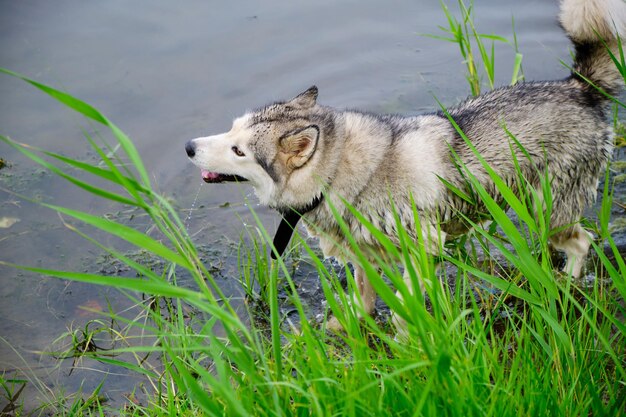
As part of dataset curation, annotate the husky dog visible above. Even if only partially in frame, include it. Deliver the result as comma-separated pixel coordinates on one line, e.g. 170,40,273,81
186,0,625,330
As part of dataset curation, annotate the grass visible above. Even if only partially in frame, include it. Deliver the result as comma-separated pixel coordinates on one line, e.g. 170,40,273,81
427,0,524,95
1,1,625,415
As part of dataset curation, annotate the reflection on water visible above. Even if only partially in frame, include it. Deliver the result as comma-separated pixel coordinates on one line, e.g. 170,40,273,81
0,0,569,409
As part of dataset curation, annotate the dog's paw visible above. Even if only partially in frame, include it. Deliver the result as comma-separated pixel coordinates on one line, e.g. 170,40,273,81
325,316,345,333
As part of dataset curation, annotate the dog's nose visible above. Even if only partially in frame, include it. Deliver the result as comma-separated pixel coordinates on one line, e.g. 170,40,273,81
185,140,196,158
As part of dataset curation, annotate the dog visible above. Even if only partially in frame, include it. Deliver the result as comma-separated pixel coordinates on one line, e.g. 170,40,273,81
186,0,625,331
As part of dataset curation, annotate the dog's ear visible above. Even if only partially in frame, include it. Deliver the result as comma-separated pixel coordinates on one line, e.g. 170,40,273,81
279,125,319,169
286,86,318,109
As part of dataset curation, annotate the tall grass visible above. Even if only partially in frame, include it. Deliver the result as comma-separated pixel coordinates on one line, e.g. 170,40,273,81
1,3,625,416
427,0,524,95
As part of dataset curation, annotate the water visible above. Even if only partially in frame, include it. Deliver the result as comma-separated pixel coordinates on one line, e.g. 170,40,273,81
0,0,605,410
184,181,204,231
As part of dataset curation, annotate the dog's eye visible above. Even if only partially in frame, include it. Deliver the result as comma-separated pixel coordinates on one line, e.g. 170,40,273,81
232,146,245,157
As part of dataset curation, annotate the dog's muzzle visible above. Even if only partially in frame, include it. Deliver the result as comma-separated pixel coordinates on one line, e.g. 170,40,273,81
185,140,248,183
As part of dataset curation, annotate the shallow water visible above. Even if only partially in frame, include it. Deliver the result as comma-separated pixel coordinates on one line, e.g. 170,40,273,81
1,0,620,410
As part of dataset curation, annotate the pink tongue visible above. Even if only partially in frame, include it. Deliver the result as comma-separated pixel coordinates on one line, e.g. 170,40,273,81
201,169,219,181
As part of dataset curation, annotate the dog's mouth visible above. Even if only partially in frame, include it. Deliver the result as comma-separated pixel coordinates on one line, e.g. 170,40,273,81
201,169,248,183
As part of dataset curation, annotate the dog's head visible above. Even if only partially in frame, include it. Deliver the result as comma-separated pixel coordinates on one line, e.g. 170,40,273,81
186,86,335,210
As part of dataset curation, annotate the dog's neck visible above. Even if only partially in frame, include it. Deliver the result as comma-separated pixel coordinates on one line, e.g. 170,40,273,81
271,195,323,259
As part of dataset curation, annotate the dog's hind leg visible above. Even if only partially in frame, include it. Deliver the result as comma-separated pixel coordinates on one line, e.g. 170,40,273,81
548,168,597,278
550,223,593,278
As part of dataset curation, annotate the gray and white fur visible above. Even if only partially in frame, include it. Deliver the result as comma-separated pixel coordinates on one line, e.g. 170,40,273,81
186,0,626,331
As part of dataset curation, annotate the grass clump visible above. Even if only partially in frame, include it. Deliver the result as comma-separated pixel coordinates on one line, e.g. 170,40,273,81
427,0,524,95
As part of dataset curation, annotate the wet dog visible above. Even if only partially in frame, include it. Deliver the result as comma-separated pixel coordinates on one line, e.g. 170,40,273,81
186,0,625,330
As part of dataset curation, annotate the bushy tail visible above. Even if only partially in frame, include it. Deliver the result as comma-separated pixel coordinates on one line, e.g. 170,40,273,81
560,0,626,95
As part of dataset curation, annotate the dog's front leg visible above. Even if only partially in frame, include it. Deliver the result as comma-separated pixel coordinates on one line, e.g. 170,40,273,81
391,225,445,337
326,265,376,332
390,263,423,337
352,265,376,317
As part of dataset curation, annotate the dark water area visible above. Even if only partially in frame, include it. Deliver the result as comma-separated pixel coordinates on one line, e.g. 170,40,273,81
1,0,623,411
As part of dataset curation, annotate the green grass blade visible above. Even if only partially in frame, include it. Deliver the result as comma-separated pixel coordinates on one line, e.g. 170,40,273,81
0,67,152,187
0,68,107,124
42,148,148,194
0,262,205,301
1,135,142,207
511,52,523,85
41,203,193,270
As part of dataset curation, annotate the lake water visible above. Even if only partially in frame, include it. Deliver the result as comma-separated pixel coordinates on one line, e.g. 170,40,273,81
0,0,583,410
